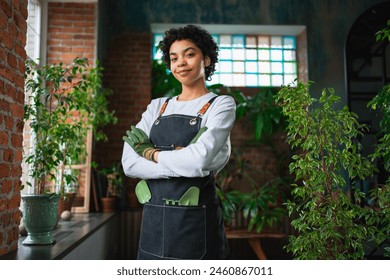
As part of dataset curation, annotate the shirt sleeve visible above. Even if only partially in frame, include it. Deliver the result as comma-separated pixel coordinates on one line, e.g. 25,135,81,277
158,95,236,177
121,98,176,180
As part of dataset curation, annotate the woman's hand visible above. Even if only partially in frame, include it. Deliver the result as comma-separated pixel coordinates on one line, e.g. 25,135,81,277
123,126,159,162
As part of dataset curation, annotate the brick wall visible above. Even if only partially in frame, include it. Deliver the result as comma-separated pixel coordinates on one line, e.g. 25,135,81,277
95,32,152,173
47,2,96,65
0,0,28,256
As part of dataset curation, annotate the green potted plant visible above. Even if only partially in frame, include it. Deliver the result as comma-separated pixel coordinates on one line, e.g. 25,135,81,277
55,60,118,215
22,58,117,244
368,83,390,258
368,21,390,257
229,87,285,143
275,80,387,259
99,163,124,212
216,148,287,233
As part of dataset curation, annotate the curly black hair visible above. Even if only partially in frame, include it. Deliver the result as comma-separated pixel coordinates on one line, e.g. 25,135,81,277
158,25,219,81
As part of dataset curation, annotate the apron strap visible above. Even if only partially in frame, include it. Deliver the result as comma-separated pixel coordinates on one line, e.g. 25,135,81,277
154,98,172,125
190,96,219,125
155,95,219,126
158,97,172,117
197,96,219,116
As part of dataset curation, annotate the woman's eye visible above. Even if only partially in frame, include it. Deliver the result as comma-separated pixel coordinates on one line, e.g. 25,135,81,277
186,53,194,57
170,57,177,62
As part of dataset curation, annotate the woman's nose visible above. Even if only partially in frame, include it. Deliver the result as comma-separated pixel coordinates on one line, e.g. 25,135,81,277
177,57,186,67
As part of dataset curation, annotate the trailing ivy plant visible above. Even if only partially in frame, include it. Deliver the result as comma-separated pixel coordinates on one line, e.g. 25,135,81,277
275,81,386,259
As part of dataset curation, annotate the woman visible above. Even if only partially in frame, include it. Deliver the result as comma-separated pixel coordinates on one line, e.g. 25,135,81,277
121,24,236,259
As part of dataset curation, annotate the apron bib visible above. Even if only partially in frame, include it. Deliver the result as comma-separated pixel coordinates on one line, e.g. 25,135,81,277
137,96,229,260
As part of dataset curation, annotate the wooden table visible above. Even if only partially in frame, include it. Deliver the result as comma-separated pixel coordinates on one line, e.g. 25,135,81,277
225,229,287,260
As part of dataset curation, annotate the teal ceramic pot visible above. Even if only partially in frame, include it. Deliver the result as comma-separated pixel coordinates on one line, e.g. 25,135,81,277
21,194,60,245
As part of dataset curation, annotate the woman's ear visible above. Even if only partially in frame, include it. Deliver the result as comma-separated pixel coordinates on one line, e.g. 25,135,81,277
204,56,211,67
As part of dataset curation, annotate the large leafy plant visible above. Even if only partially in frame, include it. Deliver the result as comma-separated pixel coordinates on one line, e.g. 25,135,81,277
276,81,387,259
24,58,117,195
216,148,287,233
366,19,390,257
230,87,285,143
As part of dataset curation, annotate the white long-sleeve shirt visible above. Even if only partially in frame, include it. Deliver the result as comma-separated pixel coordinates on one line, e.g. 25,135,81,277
121,92,236,179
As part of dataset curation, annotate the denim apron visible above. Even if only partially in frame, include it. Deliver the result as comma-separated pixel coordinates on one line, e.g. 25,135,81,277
137,96,229,260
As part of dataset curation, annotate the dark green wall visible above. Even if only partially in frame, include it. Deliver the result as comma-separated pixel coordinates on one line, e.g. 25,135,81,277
98,0,387,103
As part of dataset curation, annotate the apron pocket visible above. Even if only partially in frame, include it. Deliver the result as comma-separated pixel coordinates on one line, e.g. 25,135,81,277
139,204,164,258
163,205,207,259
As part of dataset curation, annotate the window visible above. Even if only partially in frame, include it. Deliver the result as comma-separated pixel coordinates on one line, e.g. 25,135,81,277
25,0,41,62
151,24,304,87
22,0,42,194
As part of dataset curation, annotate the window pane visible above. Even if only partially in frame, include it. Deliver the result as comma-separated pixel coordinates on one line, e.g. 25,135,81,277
284,74,297,85
271,36,283,48
26,0,41,62
246,74,258,86
153,33,164,60
212,34,219,44
245,49,257,60
233,74,245,86
209,75,220,84
271,49,283,61
284,62,297,73
154,50,162,60
220,48,232,60
246,61,257,73
258,36,269,48
233,61,245,73
220,35,231,47
283,36,296,49
258,49,270,60
221,74,233,85
219,61,232,72
271,74,283,86
259,74,271,86
232,35,245,47
259,62,271,73
154,34,163,47
271,62,283,73
232,48,245,60
246,36,257,47
284,50,296,61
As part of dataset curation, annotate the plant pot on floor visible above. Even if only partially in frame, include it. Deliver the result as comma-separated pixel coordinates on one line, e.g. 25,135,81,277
21,193,60,245
101,197,118,212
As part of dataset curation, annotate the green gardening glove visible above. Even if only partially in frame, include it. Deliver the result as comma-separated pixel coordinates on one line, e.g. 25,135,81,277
190,126,208,144
123,126,158,162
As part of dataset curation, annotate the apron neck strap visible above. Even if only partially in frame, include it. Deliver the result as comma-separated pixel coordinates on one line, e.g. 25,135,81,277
158,97,172,117
158,95,219,118
197,96,218,117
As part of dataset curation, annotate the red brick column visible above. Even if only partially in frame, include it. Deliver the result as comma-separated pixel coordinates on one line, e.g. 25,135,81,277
95,32,152,169
0,0,28,256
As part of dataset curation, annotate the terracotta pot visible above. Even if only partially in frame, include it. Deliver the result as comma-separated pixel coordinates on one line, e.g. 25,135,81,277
58,192,76,216
101,197,117,212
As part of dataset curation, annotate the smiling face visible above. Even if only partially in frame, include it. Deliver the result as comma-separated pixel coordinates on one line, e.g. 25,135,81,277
169,39,210,87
